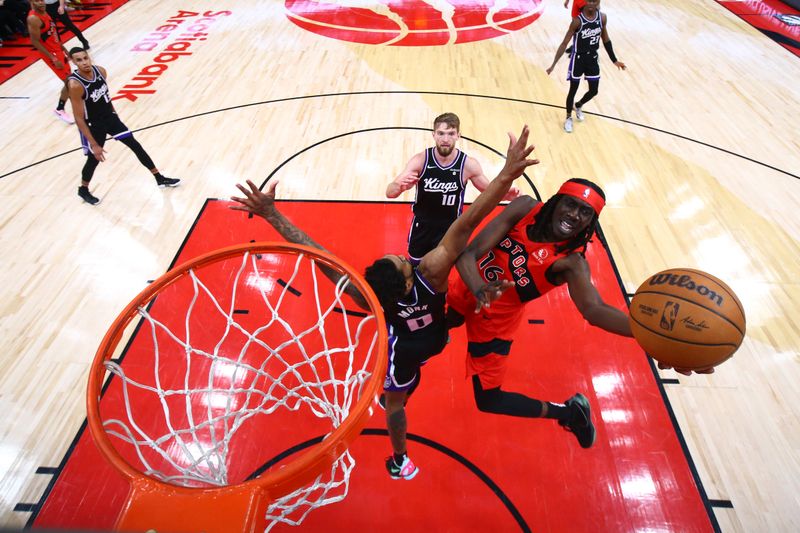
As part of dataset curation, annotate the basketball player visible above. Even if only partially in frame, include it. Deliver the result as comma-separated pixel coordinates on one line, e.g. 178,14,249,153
27,0,73,123
231,125,537,480
386,112,520,263
446,179,627,448
546,0,626,133
447,179,711,449
66,47,179,205
562,0,586,55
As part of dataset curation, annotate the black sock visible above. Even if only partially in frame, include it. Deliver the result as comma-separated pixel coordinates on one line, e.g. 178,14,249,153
153,172,164,180
393,452,406,464
542,401,571,421
57,99,66,111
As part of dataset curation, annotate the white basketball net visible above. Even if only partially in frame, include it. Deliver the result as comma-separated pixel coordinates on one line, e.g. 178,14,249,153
99,250,380,531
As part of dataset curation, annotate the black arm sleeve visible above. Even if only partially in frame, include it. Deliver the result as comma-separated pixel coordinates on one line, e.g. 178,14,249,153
603,40,618,63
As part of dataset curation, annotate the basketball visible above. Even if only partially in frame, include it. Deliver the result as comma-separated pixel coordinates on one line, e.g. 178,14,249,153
629,268,746,371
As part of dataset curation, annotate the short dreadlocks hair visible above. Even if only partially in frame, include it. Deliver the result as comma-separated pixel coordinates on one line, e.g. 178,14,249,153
528,178,605,255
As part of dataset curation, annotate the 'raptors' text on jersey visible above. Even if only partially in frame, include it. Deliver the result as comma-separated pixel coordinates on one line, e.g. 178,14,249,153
447,202,578,342
475,203,572,307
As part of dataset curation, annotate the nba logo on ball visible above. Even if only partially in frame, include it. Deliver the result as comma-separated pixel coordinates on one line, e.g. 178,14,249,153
629,268,746,371
659,301,679,331
285,0,545,46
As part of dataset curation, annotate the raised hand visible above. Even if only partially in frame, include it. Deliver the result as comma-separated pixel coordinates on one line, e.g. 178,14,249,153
230,179,278,217
396,170,420,192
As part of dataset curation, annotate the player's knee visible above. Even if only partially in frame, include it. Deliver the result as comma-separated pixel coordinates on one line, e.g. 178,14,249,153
471,375,501,413
384,391,407,414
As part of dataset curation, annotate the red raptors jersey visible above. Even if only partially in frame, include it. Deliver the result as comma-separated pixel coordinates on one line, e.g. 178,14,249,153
29,10,64,57
447,203,573,342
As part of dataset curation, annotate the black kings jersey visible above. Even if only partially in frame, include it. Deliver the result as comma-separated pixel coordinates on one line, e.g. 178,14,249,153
68,66,114,122
412,148,468,225
573,11,603,55
385,269,447,344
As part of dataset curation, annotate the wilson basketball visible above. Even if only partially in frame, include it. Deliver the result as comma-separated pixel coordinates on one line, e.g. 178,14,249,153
629,268,745,370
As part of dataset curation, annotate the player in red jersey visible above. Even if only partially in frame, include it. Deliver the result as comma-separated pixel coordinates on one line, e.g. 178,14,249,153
27,0,74,123
448,179,629,448
448,179,710,448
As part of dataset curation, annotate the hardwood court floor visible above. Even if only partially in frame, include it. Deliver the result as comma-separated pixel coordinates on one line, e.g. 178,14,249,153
0,1,799,531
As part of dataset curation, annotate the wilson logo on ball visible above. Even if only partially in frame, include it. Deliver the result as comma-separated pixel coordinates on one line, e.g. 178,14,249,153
629,268,746,371
648,273,724,307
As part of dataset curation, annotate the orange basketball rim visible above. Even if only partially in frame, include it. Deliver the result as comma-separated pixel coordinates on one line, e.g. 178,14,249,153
86,242,388,533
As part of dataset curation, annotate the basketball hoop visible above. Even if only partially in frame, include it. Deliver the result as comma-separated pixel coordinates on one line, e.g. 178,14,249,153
86,242,387,532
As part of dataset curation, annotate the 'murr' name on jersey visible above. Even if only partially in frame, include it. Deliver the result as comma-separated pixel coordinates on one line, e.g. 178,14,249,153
398,303,429,319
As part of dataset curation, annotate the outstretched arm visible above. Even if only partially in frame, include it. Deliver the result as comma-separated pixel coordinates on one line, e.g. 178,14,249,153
546,18,580,75
420,126,538,291
555,254,632,336
557,254,712,375
230,180,370,310
386,152,423,198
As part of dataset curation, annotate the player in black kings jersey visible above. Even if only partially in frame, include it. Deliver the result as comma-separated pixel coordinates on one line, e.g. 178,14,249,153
386,113,520,263
66,47,180,205
546,0,626,133
232,126,538,480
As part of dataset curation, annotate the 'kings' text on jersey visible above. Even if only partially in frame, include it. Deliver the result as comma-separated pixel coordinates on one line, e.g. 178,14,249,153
573,11,603,55
412,147,468,224
68,66,115,121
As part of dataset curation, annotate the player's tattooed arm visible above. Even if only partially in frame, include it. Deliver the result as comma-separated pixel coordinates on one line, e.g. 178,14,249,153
230,179,370,310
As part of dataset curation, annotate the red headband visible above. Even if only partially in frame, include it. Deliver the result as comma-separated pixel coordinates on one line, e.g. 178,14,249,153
557,181,605,215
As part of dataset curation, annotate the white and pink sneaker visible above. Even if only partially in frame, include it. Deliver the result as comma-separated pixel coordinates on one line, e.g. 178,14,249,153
54,109,74,124
385,455,419,480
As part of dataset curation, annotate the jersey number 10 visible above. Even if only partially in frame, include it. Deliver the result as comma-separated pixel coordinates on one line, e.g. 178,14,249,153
441,194,457,206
